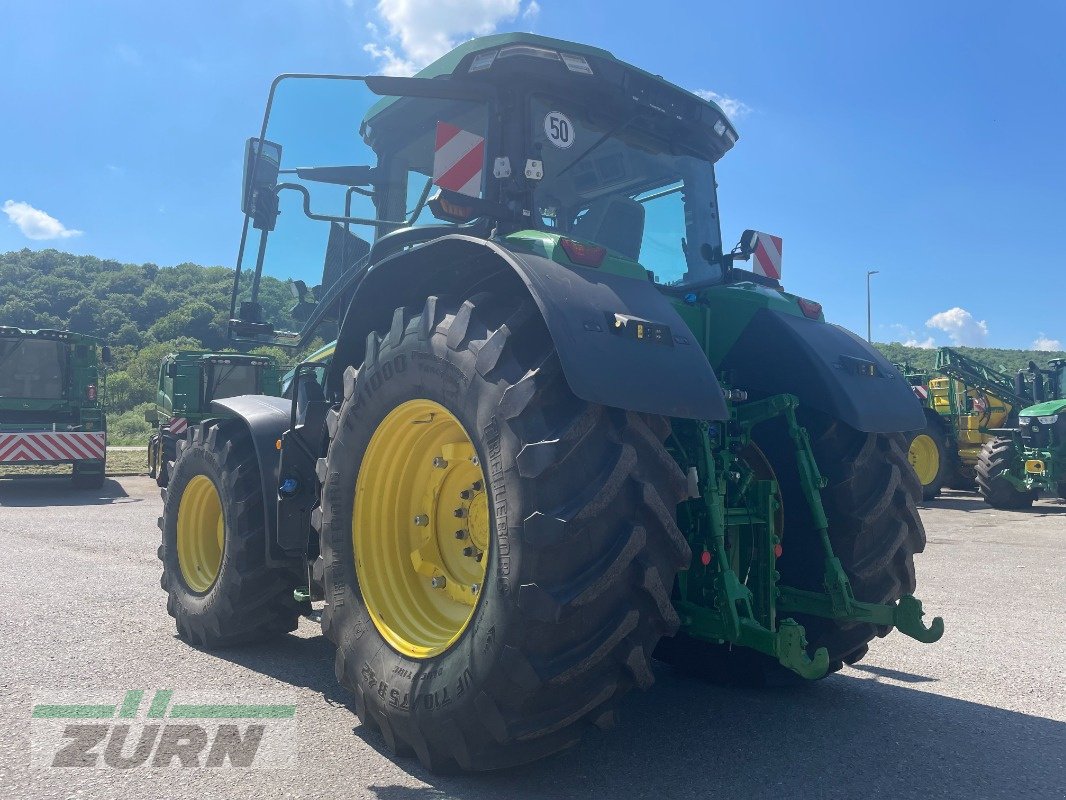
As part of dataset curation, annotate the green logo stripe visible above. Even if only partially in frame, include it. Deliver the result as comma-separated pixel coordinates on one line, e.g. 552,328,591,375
118,690,144,718
168,704,296,719
147,689,173,718
31,704,116,719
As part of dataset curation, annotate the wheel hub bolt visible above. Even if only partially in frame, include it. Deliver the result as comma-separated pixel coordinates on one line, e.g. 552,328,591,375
470,456,480,466
413,514,429,526
453,508,466,518
475,552,483,563
470,583,480,594
462,546,476,557
472,480,483,491
459,489,473,500
454,529,467,539
430,575,447,589
432,457,448,469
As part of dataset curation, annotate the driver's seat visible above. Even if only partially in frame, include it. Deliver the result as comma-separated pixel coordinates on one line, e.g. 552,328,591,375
571,195,645,261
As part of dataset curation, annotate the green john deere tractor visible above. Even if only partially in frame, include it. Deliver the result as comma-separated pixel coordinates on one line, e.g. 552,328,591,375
0,326,110,488
976,358,1066,508
158,34,943,771
146,351,283,486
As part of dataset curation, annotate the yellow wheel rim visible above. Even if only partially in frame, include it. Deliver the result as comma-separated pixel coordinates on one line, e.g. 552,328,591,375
176,475,225,593
353,399,489,660
909,434,940,486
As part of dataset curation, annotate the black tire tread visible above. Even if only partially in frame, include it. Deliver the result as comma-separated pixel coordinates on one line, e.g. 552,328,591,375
159,420,304,648
976,437,1036,509
321,290,688,771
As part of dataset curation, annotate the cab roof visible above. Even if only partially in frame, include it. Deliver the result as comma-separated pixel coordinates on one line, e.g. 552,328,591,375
167,351,277,366
364,32,736,146
0,326,103,345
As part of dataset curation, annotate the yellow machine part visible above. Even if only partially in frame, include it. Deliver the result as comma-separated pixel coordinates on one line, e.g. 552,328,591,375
929,377,1013,463
352,399,489,660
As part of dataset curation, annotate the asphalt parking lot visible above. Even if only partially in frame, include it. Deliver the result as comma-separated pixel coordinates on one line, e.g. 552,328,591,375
0,475,1063,800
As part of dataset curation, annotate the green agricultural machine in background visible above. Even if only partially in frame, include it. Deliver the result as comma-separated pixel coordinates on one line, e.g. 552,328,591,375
146,351,283,486
158,34,943,771
0,326,110,488
900,347,1037,500
977,358,1065,508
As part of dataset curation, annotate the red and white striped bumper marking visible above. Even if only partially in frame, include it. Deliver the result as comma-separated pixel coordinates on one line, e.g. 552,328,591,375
751,233,783,281
912,385,929,402
432,122,485,198
168,417,188,436
0,431,106,463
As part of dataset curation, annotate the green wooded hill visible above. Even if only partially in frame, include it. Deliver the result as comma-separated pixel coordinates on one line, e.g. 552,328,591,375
873,342,1065,377
0,248,313,444
1,248,1063,442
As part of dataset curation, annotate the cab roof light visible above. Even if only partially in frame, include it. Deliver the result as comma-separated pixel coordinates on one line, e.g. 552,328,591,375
559,238,607,268
468,50,498,72
497,44,562,62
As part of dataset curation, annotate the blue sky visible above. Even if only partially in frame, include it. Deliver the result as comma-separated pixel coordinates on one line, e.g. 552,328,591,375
1,1,1063,350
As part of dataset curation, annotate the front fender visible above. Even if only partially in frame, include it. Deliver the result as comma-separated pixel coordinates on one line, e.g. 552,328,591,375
719,309,925,433
210,395,291,565
330,235,727,421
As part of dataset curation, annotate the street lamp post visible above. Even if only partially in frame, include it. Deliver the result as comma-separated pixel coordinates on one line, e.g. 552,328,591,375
866,269,879,343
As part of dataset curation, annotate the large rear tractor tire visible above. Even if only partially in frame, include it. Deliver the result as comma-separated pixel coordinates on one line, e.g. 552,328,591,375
657,415,926,685
317,289,689,771
159,421,306,647
976,438,1036,509
907,413,951,500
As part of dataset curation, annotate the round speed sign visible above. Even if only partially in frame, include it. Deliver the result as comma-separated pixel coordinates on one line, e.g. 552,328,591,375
543,111,575,149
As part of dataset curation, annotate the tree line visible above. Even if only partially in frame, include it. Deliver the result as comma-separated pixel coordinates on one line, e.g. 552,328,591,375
1,248,1062,444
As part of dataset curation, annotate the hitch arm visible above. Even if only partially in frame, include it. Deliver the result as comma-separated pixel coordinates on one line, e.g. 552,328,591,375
777,588,945,644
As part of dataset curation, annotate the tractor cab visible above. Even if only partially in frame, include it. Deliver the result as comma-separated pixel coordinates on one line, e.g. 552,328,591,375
228,34,771,350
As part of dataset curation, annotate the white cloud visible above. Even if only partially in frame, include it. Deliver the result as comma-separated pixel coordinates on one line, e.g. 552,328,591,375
925,307,989,347
903,337,936,349
693,89,752,121
363,0,528,76
2,200,83,241
1032,334,1063,352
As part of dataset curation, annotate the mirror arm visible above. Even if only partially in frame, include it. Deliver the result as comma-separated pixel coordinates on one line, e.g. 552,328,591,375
276,183,405,229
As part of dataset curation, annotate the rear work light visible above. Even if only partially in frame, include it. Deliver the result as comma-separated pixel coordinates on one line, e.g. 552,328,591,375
797,298,823,319
559,238,606,267
86,384,97,401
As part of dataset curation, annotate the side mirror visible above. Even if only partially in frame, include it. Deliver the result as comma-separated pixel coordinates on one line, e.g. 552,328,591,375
242,137,283,231
736,229,760,259
166,362,178,379
101,345,112,364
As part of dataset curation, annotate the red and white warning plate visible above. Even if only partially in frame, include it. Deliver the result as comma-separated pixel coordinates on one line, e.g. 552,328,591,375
912,385,929,402
168,417,188,435
751,232,783,281
433,122,485,198
0,431,106,463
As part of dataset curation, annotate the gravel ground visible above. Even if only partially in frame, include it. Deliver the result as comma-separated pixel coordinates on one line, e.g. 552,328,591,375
0,477,1062,800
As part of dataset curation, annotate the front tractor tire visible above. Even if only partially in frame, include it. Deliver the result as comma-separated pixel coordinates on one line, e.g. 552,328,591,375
317,291,689,771
908,413,952,500
976,437,1036,509
159,421,306,647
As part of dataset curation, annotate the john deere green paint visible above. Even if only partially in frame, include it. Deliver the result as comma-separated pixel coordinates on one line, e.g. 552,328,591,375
0,326,110,488
977,359,1066,508
157,33,943,771
146,352,282,486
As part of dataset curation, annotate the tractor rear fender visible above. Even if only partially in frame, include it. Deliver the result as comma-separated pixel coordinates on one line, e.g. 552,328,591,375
208,395,294,566
719,309,925,433
328,234,728,421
